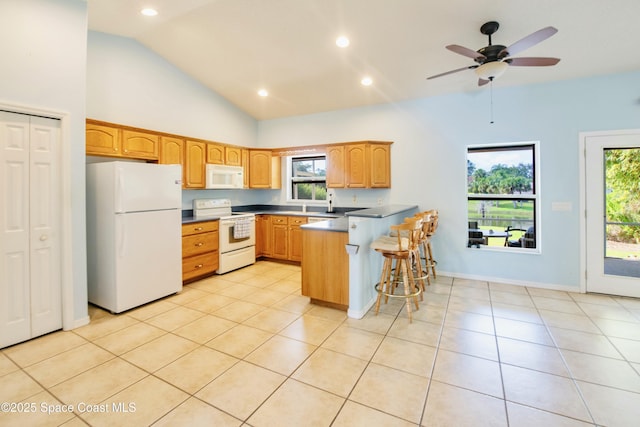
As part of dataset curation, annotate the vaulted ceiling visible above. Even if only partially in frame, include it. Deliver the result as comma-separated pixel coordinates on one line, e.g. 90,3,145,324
88,0,640,120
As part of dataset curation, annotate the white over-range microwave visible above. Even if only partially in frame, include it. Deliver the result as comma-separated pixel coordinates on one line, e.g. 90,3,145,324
205,164,244,189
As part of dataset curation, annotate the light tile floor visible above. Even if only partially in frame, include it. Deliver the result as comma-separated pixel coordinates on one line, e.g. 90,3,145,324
2,260,640,426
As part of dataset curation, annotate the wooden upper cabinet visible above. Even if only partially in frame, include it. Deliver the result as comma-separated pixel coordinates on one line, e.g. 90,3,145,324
241,149,249,188
86,123,121,157
206,143,225,164
249,150,272,188
185,140,206,189
158,136,184,165
369,143,391,188
326,145,345,188
225,146,242,166
345,143,368,188
271,156,282,189
121,130,159,160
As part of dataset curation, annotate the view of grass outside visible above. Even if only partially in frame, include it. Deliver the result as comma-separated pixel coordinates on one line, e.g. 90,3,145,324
291,156,327,201
605,148,640,259
467,144,536,248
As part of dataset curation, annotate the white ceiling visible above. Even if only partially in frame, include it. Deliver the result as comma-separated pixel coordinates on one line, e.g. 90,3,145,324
87,0,640,120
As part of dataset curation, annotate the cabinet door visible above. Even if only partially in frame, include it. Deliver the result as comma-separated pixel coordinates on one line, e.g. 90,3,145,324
249,150,272,188
206,143,224,164
225,146,242,166
345,143,368,188
326,145,345,188
270,216,289,259
241,149,249,188
159,136,184,165
288,216,307,261
184,140,206,188
370,144,391,188
258,215,272,257
86,123,121,157
121,129,159,160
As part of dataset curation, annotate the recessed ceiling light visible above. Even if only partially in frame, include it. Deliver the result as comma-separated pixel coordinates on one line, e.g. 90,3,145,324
336,36,350,48
258,89,269,97
361,76,373,86
141,8,158,17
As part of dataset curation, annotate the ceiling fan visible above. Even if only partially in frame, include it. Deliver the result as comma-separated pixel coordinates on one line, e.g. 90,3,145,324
427,21,560,86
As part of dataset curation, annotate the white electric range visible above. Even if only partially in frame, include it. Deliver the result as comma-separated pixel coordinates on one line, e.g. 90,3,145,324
193,199,255,274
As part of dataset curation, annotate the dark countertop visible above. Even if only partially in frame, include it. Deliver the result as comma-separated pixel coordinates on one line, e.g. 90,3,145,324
182,204,355,224
182,204,419,224
345,204,419,218
300,217,349,232
181,214,221,224
181,205,346,224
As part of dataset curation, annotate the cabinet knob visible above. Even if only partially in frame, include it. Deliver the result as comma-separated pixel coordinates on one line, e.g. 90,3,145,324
40,235,48,241
195,264,203,269
195,242,203,247
194,227,203,231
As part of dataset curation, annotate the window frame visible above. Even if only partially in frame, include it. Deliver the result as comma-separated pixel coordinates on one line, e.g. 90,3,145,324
466,141,541,252
287,154,327,203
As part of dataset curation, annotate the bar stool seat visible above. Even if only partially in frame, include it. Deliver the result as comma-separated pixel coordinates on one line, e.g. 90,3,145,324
370,217,423,322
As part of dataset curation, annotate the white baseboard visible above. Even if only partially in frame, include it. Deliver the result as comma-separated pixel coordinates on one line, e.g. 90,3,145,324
348,296,377,319
64,316,90,331
437,270,582,293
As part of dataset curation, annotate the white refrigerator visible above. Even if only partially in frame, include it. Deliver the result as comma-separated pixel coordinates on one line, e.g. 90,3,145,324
86,161,183,313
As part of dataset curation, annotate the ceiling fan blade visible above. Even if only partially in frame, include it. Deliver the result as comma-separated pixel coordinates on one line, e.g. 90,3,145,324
446,44,486,61
507,57,560,66
427,65,478,80
499,26,558,58
478,78,491,87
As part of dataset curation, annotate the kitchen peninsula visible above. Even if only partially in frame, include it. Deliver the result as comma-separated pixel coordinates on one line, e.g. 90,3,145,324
301,204,419,318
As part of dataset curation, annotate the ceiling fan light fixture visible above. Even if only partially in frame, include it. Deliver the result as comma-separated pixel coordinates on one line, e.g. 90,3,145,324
474,61,508,80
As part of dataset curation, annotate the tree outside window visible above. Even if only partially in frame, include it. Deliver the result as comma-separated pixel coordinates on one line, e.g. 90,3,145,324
291,156,327,201
467,144,538,249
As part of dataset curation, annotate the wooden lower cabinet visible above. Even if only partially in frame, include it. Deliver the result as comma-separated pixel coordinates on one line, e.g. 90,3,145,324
181,221,219,282
301,229,349,309
255,215,270,257
270,216,289,259
256,215,307,262
288,217,307,261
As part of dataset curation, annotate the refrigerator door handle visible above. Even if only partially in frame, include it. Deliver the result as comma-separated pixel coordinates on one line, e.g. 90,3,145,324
116,166,124,213
117,216,127,258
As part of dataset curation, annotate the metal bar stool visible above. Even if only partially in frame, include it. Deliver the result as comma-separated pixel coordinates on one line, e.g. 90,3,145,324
370,216,423,322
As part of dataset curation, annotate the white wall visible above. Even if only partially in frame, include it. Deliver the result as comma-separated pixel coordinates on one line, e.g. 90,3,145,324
0,0,88,326
87,31,258,147
258,71,640,290
86,31,272,208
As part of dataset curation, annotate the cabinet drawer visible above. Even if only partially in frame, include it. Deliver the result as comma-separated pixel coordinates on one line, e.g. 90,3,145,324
182,220,219,236
182,252,218,281
182,231,219,258
288,216,308,226
271,216,289,225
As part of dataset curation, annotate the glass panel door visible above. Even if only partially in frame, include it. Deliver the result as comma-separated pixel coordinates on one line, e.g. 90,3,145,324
585,133,640,297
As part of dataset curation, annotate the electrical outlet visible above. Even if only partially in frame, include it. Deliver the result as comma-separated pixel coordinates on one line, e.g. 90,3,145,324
377,198,383,206
352,195,357,204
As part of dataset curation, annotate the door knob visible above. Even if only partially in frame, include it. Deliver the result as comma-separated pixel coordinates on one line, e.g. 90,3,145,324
40,235,48,241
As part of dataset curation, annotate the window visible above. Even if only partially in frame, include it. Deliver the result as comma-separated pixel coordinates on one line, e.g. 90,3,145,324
290,155,327,201
467,143,538,249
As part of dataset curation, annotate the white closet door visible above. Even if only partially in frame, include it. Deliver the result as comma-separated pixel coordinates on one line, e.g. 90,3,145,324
29,116,61,337
0,111,61,348
0,112,31,347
